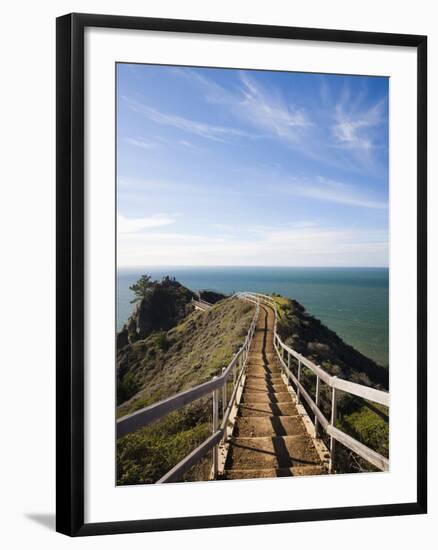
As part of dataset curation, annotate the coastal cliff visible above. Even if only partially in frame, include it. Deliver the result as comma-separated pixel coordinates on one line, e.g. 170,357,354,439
117,277,197,348
116,276,388,484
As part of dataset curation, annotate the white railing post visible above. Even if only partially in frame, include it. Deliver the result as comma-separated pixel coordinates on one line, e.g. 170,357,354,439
142,292,392,482
329,379,338,473
287,352,291,383
240,346,246,389
222,368,226,419
297,358,302,403
314,375,320,437
212,383,219,479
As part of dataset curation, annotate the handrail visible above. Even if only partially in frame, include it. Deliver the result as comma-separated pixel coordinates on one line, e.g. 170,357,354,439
118,300,258,437
117,290,390,481
192,298,213,311
274,335,389,407
117,298,260,481
117,374,225,439
156,357,249,484
238,292,390,472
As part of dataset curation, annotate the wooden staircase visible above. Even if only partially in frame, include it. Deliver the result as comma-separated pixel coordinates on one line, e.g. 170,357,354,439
222,304,327,479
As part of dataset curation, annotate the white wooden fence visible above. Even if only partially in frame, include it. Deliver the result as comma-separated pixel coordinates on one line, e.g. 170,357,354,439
117,298,260,482
192,298,213,312
117,292,389,482
238,292,389,473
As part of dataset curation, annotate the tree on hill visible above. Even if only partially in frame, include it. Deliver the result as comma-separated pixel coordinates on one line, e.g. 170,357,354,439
129,275,155,303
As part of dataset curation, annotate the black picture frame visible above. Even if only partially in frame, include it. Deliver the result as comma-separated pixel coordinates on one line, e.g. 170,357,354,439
56,12,427,537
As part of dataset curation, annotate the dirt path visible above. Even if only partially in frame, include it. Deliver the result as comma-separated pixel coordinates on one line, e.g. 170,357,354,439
222,304,326,479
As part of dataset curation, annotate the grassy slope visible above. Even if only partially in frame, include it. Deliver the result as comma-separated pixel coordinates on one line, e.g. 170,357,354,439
272,295,389,472
117,298,254,485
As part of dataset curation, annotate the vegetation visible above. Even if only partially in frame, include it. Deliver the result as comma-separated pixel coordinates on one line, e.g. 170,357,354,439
129,274,155,302
272,295,389,473
117,405,211,485
117,276,197,348
272,296,388,388
198,289,229,304
117,295,254,414
116,277,389,483
116,278,254,484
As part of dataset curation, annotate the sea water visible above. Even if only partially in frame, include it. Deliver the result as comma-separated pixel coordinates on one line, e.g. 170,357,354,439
117,266,389,367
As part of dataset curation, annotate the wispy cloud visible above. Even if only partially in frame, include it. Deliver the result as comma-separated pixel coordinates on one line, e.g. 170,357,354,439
176,69,388,172
117,213,175,234
123,97,253,143
237,72,311,142
117,177,204,195
234,164,388,209
117,66,389,268
124,137,158,150
154,70,312,147
171,67,236,104
118,222,388,267
118,173,386,210
124,135,200,152
282,176,387,209
178,139,198,149
177,70,312,144
332,89,387,155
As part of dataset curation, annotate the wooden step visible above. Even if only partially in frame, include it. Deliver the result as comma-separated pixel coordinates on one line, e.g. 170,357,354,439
247,361,279,368
245,377,284,386
241,391,291,403
222,465,326,479
246,366,281,376
250,344,274,351
245,377,284,387
218,303,326,482
233,416,306,437
246,362,278,369
243,382,286,393
246,373,283,380
238,402,298,417
248,353,276,361
225,435,321,470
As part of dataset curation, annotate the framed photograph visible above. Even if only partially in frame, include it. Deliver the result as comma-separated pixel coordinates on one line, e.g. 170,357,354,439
56,13,427,536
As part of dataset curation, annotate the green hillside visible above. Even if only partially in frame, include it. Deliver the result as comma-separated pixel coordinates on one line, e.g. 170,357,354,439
116,279,254,485
272,295,389,472
116,277,389,484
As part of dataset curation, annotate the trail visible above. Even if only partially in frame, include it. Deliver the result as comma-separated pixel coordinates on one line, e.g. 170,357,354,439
223,304,326,479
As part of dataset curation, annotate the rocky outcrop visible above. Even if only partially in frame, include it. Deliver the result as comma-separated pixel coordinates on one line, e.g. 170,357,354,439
198,289,227,304
117,277,197,348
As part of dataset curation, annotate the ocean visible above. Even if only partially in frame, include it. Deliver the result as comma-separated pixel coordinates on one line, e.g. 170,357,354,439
117,267,389,367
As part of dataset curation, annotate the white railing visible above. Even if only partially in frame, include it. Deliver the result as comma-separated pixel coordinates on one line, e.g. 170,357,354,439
192,298,213,311
117,291,389,481
238,292,389,472
117,298,260,482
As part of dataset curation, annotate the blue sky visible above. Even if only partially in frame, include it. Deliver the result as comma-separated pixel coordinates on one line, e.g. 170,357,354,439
117,64,389,267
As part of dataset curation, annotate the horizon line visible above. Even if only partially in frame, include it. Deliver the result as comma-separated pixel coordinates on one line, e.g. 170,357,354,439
117,264,389,270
